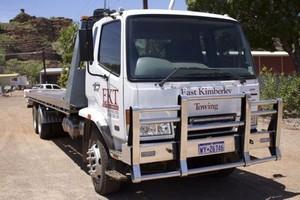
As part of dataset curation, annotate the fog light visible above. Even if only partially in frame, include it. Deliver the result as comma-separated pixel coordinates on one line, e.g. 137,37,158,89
140,123,172,137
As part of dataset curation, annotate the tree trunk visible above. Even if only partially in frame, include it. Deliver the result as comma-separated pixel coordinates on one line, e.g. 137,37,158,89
281,38,300,74
292,35,300,74
292,50,300,74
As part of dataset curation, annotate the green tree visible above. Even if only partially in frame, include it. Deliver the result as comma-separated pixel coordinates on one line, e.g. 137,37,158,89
55,22,78,87
5,59,42,85
186,0,300,73
260,67,300,117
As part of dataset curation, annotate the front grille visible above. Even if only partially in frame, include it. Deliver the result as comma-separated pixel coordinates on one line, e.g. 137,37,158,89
187,114,237,138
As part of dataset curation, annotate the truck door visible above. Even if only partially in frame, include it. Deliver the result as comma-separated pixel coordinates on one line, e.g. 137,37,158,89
86,20,125,148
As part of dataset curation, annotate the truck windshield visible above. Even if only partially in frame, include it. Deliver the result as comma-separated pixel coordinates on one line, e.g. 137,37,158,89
126,15,256,82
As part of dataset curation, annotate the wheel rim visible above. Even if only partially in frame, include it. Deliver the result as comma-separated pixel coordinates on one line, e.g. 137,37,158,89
33,108,38,131
87,142,102,179
37,112,42,134
33,118,37,130
33,110,37,130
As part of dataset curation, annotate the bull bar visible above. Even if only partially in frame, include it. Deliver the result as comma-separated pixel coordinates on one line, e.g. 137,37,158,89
120,93,282,183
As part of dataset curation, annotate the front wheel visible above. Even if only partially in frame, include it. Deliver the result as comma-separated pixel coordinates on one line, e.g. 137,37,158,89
87,129,121,195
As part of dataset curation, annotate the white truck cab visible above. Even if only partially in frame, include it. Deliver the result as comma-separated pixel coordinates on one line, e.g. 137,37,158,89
26,8,282,195
81,9,259,146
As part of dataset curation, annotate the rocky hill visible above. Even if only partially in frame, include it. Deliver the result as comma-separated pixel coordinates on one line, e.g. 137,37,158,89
0,9,72,68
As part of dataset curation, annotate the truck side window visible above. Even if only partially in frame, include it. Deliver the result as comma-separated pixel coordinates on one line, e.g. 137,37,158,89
98,21,121,76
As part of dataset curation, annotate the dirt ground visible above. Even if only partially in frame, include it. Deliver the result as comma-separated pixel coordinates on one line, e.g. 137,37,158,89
0,91,300,200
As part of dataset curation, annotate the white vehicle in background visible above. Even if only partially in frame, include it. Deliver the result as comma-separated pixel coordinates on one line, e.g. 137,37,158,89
24,84,62,98
24,84,63,107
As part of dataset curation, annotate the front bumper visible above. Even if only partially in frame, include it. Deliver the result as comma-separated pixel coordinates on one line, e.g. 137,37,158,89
117,93,282,183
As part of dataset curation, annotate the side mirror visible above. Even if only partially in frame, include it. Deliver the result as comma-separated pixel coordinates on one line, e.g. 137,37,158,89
79,29,93,61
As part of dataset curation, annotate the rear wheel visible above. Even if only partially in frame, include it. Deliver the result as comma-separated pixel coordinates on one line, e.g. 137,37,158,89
32,106,38,134
37,107,52,139
87,129,121,195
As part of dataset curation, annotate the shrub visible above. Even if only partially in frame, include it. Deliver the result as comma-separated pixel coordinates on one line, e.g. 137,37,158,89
5,59,43,85
259,67,300,118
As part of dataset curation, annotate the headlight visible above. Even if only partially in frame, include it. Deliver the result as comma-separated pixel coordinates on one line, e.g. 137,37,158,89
140,123,173,139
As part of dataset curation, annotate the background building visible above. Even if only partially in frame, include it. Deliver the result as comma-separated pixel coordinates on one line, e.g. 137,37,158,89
40,68,63,84
252,51,295,74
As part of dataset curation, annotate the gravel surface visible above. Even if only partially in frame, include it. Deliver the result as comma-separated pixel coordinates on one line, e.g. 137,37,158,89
0,91,299,200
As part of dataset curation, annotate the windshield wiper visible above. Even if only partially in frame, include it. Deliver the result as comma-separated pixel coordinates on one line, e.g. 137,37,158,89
158,67,205,87
211,69,246,84
158,67,181,87
158,67,246,87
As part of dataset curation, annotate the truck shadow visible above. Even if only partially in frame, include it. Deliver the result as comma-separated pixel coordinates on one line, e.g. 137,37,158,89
110,172,300,200
52,136,300,200
52,136,89,173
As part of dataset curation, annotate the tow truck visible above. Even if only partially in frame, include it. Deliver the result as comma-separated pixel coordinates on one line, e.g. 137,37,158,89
26,1,282,194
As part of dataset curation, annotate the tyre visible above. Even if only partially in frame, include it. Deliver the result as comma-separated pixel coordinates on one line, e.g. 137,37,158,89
32,106,38,134
37,107,52,139
87,129,121,195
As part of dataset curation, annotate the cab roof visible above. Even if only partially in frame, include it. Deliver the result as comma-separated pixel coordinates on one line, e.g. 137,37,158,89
112,9,237,22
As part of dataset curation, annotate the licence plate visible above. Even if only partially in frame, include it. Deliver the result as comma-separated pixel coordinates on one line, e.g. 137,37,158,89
199,141,225,155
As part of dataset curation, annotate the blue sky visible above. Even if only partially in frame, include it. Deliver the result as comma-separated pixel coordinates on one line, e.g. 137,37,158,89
0,0,188,22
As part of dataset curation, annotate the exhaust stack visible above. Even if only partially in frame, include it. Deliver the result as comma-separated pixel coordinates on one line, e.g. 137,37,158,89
143,0,148,9
168,0,175,10
142,0,175,10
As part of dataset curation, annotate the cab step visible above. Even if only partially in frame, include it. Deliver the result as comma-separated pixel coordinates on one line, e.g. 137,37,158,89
105,170,127,181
